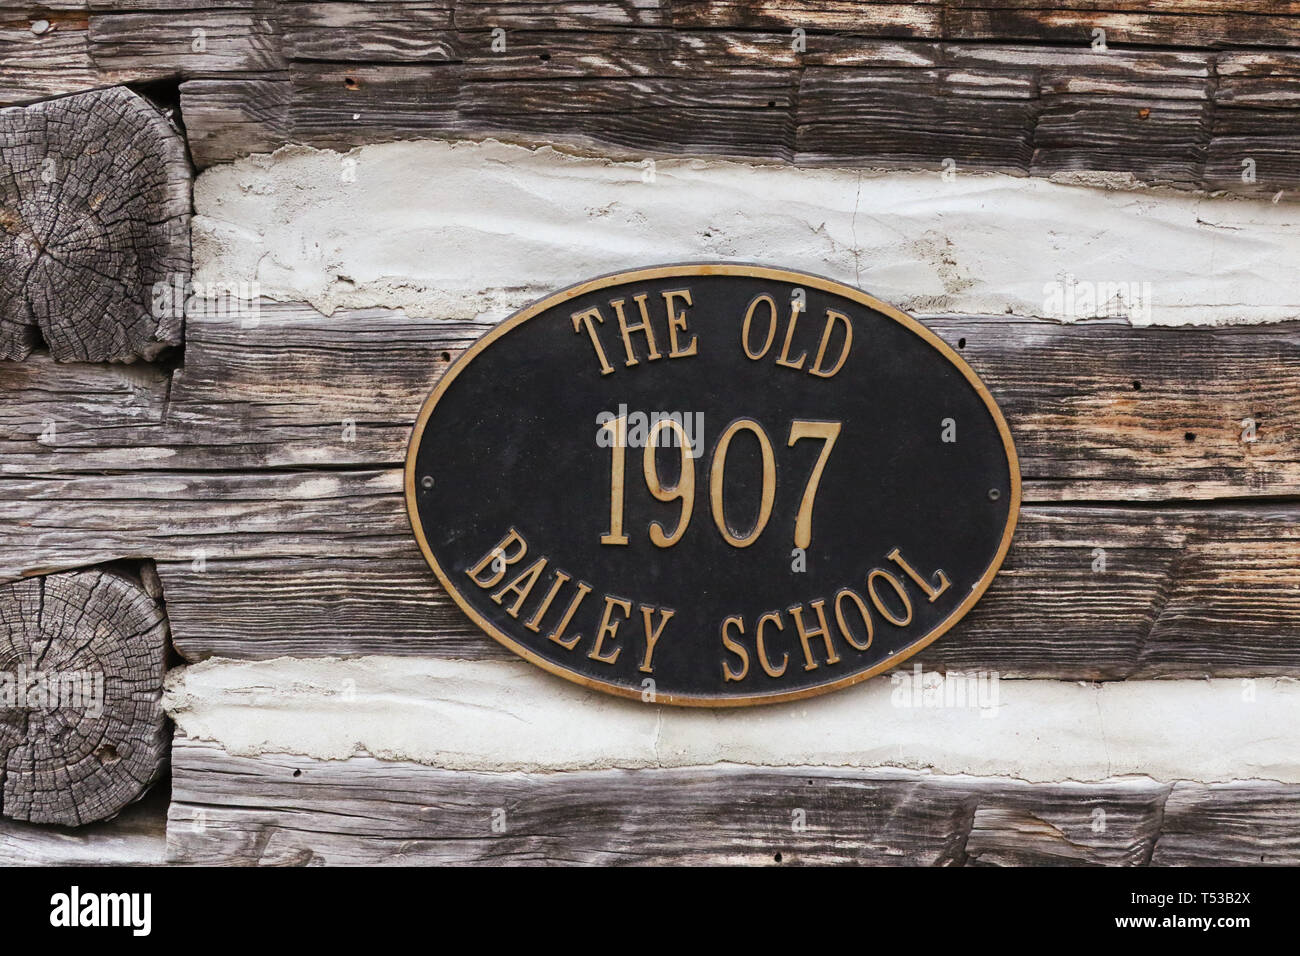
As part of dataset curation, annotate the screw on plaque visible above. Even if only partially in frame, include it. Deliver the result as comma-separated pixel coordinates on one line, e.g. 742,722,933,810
988,488,1001,501
421,475,434,490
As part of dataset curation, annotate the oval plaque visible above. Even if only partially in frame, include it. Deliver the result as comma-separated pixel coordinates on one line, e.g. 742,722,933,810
406,264,1019,706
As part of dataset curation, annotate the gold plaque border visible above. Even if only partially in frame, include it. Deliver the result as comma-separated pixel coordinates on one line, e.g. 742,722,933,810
405,263,1021,708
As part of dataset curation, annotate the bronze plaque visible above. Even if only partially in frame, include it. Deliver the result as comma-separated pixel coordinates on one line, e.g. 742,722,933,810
406,264,1019,706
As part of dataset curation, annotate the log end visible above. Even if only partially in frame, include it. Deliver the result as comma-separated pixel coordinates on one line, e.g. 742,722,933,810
0,570,170,826
0,87,191,364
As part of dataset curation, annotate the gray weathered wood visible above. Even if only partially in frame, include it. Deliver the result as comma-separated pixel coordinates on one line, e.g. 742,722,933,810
0,86,190,362
2,305,1299,674
1152,781,1300,865
2,4,1297,197
88,11,285,81
283,2,457,63
147,503,1300,676
0,570,170,826
7,305,1298,500
0,11,97,104
5,464,1300,677
179,76,291,168
166,736,1170,865
0,784,168,864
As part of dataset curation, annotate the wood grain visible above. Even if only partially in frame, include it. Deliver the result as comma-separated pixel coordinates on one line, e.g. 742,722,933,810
168,737,1300,866
0,86,190,363
0,570,170,826
7,304,1296,498
166,736,1170,865
1,3,1296,197
2,304,1298,674
1153,781,1300,865
0,783,168,864
7,472,1300,677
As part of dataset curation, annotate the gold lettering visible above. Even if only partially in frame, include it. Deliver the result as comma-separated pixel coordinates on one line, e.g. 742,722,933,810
868,568,913,626
466,528,528,588
571,307,615,375
610,296,662,367
789,599,841,671
741,294,778,360
756,610,788,678
721,615,749,682
524,568,571,633
887,547,951,602
639,605,674,674
776,302,807,369
589,595,633,664
809,309,852,378
833,588,873,651
491,556,547,618
662,288,698,358
548,580,593,649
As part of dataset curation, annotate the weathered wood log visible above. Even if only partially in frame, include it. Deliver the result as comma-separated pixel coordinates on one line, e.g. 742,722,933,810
5,305,1297,500
0,86,190,362
0,11,97,104
166,737,1171,865
1,304,1298,674
0,570,170,826
0,784,168,864
180,77,290,168
88,11,285,82
1152,781,1300,865
2,2,1295,197
2,464,1298,676
146,502,1300,676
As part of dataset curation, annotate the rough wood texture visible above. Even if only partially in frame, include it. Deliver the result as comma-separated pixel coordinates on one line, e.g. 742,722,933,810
1152,781,1300,865
0,783,167,864
167,737,1171,865
0,86,190,362
3,305,1297,497
2,305,1299,675
0,570,170,826
2,3,1297,194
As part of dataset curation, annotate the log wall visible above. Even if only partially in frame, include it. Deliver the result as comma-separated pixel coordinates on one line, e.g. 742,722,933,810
3,1,1300,866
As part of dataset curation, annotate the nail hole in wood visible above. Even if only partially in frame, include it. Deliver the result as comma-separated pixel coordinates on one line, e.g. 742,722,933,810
1132,380,1142,391
1185,432,1196,441
343,76,360,91
957,337,966,349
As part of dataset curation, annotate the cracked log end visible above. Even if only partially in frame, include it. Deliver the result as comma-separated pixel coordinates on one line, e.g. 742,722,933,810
0,570,170,826
0,87,191,363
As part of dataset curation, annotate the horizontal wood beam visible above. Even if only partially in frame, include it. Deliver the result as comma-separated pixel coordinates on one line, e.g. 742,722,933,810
167,736,1300,865
4,304,1296,498
1,304,1297,676
3,6,1298,194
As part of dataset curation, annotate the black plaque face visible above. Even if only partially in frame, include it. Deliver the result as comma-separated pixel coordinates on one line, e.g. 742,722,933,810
406,264,1019,707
